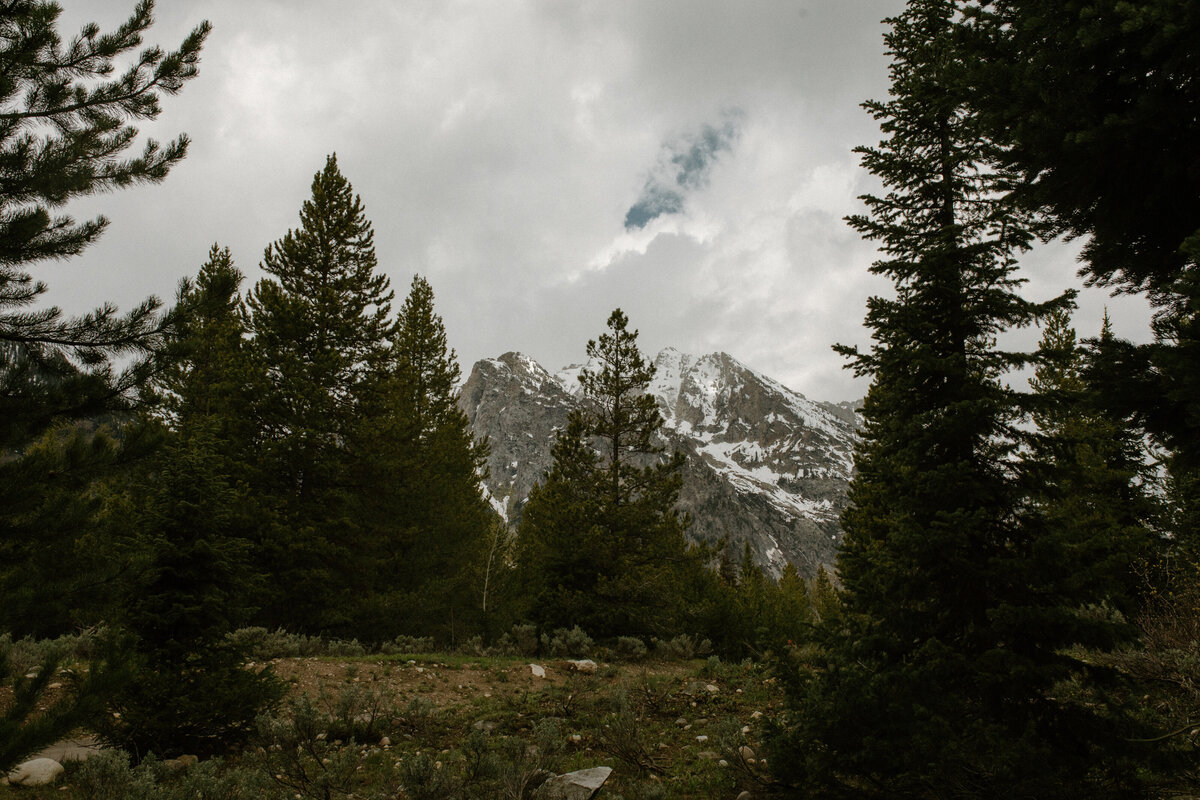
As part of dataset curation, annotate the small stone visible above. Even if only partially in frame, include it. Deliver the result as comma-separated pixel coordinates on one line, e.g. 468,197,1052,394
473,720,497,732
695,734,708,743
718,759,729,767
737,792,753,800
569,734,582,743
739,745,756,763
697,750,720,760
751,711,764,719
675,717,688,727
529,664,546,678
379,736,391,747
566,659,598,674
705,683,719,693
741,725,751,734
735,688,743,694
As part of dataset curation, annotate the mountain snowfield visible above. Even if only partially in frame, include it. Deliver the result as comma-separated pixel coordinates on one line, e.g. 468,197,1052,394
458,348,860,577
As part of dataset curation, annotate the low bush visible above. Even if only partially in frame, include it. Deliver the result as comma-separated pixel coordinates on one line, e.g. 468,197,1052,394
541,626,593,657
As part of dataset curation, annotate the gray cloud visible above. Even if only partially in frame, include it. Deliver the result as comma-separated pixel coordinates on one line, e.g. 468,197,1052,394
625,111,742,230
47,0,1153,404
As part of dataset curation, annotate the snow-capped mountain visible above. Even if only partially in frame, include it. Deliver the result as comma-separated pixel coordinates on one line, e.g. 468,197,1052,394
458,349,859,577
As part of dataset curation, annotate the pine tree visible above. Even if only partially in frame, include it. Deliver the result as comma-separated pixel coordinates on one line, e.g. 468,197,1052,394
1023,309,1155,620
88,247,282,760
770,2,1141,796
95,423,282,759
0,0,208,768
248,154,395,501
0,1,210,446
517,309,692,638
353,275,492,641
959,0,1200,563
160,246,263,451
246,154,396,632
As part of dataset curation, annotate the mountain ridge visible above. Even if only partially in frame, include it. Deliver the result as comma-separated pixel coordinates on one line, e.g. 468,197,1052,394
458,348,859,577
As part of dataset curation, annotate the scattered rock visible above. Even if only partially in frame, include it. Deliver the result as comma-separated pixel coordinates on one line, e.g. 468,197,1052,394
738,745,756,763
675,718,688,727
530,664,546,678
705,683,719,693
534,766,613,800
7,758,64,787
472,720,497,732
718,759,729,767
737,792,753,800
379,736,391,747
566,659,598,674
697,751,721,760
751,711,764,719
695,735,709,743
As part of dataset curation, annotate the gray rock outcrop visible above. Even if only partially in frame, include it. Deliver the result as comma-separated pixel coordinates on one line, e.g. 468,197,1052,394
534,766,613,800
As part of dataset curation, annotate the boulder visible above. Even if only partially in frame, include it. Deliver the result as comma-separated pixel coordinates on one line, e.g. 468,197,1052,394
534,766,613,800
566,659,598,674
529,663,547,678
7,758,64,786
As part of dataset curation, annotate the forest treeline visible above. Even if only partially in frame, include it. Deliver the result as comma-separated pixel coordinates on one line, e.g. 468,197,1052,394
1,0,1198,796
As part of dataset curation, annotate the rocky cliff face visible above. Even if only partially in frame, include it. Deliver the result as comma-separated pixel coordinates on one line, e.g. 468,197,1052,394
458,349,859,577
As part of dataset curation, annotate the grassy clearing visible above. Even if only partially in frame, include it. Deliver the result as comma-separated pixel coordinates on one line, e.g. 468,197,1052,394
2,654,784,799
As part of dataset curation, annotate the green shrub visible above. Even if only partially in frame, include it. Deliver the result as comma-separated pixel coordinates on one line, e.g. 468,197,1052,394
652,634,712,660
378,634,436,655
541,626,593,657
614,636,648,662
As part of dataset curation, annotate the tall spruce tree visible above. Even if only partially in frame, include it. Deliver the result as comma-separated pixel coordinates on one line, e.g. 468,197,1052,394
769,2,1143,796
516,309,692,638
246,154,395,632
1023,310,1155,620
353,275,492,641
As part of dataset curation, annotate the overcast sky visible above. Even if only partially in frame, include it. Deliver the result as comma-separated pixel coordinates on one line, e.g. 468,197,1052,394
52,0,1153,402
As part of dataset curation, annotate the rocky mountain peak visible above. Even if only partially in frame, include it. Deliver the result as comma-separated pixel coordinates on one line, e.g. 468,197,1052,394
459,348,859,577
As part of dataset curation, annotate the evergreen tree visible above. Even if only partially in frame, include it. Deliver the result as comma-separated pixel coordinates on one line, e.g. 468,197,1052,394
0,1,210,446
0,0,208,767
246,154,395,632
959,0,1200,551
159,246,263,453
354,275,492,641
1023,309,1155,620
95,423,282,760
517,309,693,638
770,2,1142,796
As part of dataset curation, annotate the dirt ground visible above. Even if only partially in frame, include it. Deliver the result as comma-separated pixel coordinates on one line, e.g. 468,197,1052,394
268,655,694,708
